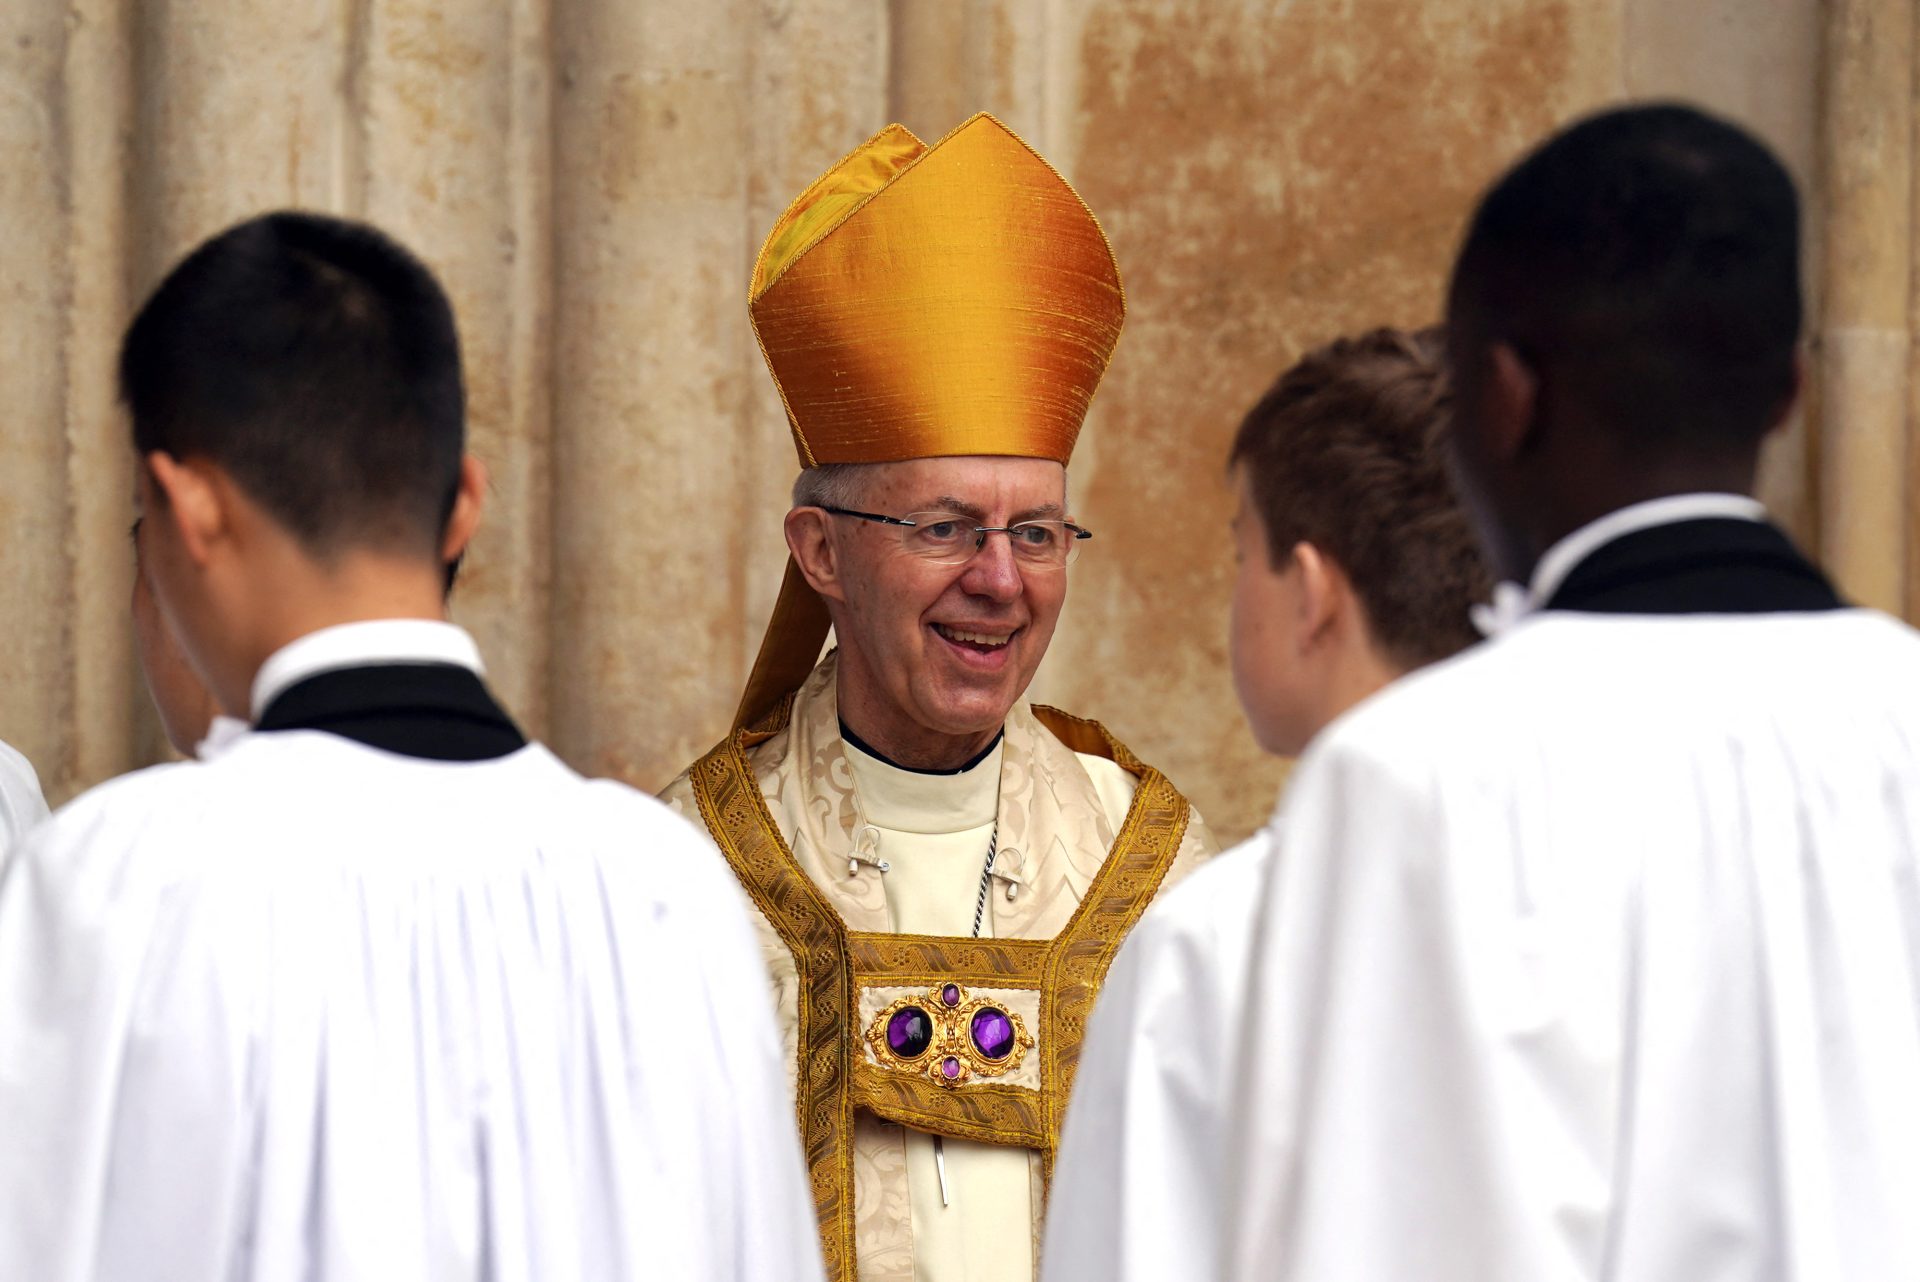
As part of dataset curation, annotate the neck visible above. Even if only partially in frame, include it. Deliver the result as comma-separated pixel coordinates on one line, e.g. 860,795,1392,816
1310,632,1402,748
203,552,451,717
833,670,1003,772
1503,453,1759,584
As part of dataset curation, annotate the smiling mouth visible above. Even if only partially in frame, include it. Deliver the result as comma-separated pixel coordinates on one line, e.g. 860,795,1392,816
933,623,1016,652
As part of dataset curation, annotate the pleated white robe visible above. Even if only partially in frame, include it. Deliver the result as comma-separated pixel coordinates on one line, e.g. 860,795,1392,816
1193,609,1920,1281
1042,833,1270,1282
0,727,823,1282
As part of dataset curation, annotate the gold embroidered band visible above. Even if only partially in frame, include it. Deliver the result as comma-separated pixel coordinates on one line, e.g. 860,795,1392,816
688,700,1189,1282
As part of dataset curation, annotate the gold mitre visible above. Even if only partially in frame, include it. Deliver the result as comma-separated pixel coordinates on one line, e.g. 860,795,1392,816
750,112,1125,465
733,113,1125,728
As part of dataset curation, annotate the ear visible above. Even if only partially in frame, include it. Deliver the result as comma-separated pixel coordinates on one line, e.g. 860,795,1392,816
1291,541,1342,648
440,454,488,564
786,506,847,603
1484,341,1542,462
144,451,225,567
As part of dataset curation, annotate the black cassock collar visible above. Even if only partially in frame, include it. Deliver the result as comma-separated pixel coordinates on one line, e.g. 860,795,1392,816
1543,517,1845,616
255,663,527,762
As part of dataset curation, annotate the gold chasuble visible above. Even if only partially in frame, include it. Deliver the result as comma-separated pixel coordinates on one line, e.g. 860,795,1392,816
661,113,1216,1280
660,658,1213,1280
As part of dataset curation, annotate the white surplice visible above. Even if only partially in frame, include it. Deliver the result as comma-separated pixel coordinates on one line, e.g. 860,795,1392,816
0,736,49,859
1196,602,1920,1280
0,622,823,1282
1042,832,1271,1282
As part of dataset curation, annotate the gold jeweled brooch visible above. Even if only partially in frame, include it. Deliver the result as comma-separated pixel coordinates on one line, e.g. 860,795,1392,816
864,981,1035,1086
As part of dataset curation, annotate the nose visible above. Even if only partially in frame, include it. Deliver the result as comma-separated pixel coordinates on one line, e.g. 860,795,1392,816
958,530,1024,602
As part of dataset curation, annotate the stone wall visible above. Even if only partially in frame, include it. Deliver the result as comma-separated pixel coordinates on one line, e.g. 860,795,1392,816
0,0,1908,842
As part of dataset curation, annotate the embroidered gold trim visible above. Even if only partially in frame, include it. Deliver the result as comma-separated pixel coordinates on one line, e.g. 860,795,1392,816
689,692,859,1282
688,698,1190,1282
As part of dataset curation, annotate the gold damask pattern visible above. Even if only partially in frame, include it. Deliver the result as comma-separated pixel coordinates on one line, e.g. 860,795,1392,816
686,682,1192,1282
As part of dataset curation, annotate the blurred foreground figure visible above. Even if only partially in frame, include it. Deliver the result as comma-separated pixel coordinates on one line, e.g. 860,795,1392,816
1043,327,1489,1282
660,114,1214,1282
1205,104,1920,1280
0,741,48,861
0,212,821,1282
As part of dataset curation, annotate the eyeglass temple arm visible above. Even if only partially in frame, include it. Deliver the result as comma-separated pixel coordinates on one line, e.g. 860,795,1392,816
821,506,918,528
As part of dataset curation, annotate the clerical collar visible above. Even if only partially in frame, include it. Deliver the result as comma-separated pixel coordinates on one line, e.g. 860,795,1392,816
1528,493,1766,606
250,619,483,722
839,720,1004,776
840,719,1004,835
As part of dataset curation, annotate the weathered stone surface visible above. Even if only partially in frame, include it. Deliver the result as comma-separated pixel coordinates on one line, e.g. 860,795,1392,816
1817,0,1912,614
1,0,1908,844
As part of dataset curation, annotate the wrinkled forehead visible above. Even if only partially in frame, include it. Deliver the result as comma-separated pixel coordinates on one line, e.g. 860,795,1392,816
860,455,1069,515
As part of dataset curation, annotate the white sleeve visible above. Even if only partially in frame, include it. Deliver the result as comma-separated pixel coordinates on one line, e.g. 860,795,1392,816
1217,742,1595,1282
1042,842,1268,1282
0,800,247,1282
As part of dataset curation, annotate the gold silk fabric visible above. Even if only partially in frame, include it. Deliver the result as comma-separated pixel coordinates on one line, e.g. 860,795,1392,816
749,113,1125,468
659,654,1215,1281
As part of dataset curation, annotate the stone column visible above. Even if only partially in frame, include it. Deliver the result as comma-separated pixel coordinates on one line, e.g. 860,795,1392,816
548,0,755,786
887,0,1049,145
742,5,888,642
1817,0,1913,613
1909,8,1920,620
356,0,555,732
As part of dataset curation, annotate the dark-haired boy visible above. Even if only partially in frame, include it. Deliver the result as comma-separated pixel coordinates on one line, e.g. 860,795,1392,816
0,212,822,1281
1043,327,1489,1282
1203,105,1920,1280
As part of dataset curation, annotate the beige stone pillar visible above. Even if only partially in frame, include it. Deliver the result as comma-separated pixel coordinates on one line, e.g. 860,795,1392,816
549,0,756,786
121,0,350,764
742,6,888,640
0,2,90,798
356,0,555,731
1910,13,1920,621
129,0,347,276
0,0,138,802
1817,0,1913,613
887,0,1048,144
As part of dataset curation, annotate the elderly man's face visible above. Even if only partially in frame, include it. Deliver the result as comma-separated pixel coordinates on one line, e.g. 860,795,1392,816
827,456,1071,751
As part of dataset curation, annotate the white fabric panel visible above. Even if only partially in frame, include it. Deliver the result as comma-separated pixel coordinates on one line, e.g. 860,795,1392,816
1043,833,1271,1282
0,728,822,1282
1204,609,1920,1281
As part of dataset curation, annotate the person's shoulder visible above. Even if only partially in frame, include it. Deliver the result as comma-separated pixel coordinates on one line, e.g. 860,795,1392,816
1022,701,1148,802
0,736,48,849
657,723,792,817
1130,827,1274,946
0,737,42,795
561,766,746,904
6,758,214,910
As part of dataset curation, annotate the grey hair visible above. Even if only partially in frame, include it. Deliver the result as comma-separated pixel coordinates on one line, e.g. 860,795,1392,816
790,462,875,511
790,460,1072,511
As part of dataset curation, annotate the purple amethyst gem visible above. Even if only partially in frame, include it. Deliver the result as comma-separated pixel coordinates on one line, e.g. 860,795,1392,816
886,1006,933,1058
940,983,961,1008
941,1056,961,1080
970,1007,1015,1060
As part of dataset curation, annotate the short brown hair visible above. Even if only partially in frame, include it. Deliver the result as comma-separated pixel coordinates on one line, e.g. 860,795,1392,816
1230,326,1490,667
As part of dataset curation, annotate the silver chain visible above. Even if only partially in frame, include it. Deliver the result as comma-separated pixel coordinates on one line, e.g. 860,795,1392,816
969,827,999,939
